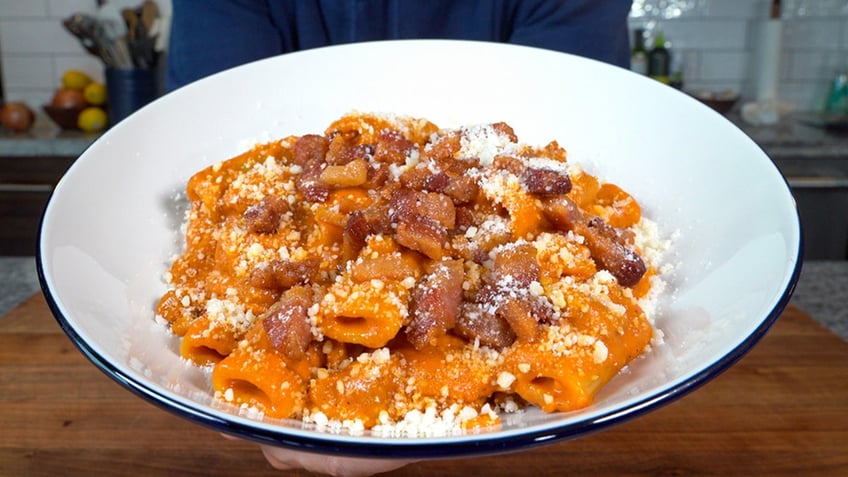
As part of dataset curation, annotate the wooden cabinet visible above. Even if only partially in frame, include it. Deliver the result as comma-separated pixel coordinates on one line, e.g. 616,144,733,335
0,155,76,255
773,156,848,260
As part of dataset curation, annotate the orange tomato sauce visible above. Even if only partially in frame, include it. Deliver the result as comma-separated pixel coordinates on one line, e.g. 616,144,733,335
156,112,662,433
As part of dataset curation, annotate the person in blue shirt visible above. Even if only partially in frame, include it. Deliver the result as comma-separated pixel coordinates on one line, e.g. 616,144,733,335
168,1,633,475
166,0,633,90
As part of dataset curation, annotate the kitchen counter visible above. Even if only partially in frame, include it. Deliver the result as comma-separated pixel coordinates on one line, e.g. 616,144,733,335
0,121,96,158
792,260,848,340
733,110,848,167
734,112,848,159
1,110,847,159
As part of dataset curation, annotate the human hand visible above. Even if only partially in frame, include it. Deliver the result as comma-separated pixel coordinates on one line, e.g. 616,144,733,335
222,433,415,476
260,444,415,476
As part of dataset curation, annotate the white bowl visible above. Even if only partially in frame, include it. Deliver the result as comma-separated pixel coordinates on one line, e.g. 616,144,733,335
38,40,801,459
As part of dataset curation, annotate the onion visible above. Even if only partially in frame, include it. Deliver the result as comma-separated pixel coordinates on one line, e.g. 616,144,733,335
0,102,36,132
51,89,88,109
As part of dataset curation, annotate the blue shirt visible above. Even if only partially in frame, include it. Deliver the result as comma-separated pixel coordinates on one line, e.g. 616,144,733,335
167,0,633,90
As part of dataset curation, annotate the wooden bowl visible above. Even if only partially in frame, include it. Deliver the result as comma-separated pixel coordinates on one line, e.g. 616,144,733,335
42,104,86,130
689,90,740,115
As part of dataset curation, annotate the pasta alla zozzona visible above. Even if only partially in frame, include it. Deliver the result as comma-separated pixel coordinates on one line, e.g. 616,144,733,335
156,112,667,434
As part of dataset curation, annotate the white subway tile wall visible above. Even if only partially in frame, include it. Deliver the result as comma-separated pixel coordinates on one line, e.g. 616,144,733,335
0,0,846,111
0,0,170,108
631,0,848,109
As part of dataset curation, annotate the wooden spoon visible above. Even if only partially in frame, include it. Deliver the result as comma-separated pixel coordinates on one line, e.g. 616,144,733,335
140,1,158,33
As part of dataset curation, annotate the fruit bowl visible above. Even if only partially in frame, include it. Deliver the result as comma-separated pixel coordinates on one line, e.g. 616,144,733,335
688,90,740,115
42,104,85,130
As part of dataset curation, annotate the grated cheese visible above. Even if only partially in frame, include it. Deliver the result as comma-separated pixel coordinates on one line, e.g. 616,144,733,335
158,112,674,437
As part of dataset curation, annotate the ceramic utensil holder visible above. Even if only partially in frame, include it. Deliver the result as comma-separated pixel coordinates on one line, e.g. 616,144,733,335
105,67,161,126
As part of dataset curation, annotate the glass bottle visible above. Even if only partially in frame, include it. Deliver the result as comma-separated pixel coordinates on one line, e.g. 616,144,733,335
630,28,648,75
648,31,671,84
824,73,848,115
669,51,684,90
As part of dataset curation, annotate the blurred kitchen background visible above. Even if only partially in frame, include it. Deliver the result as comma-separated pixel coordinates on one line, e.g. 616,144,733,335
1,0,845,111
0,0,846,338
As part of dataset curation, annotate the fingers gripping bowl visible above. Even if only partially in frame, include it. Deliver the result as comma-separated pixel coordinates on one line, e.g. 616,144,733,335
38,40,801,459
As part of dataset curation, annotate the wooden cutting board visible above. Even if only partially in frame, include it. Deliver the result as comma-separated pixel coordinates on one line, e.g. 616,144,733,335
1,293,846,476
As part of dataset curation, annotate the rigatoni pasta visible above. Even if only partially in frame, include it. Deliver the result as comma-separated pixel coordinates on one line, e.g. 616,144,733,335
156,112,665,434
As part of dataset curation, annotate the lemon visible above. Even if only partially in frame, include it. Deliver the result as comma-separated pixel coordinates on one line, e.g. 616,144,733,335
83,82,107,106
77,107,108,133
62,70,93,91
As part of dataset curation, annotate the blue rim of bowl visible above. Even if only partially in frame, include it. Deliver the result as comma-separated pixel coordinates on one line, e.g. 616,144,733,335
36,178,804,461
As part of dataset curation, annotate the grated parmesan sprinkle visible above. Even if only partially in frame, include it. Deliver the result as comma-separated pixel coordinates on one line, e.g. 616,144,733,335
158,112,673,437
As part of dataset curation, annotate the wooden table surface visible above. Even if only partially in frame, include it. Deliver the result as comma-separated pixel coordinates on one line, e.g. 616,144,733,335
1,293,846,476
